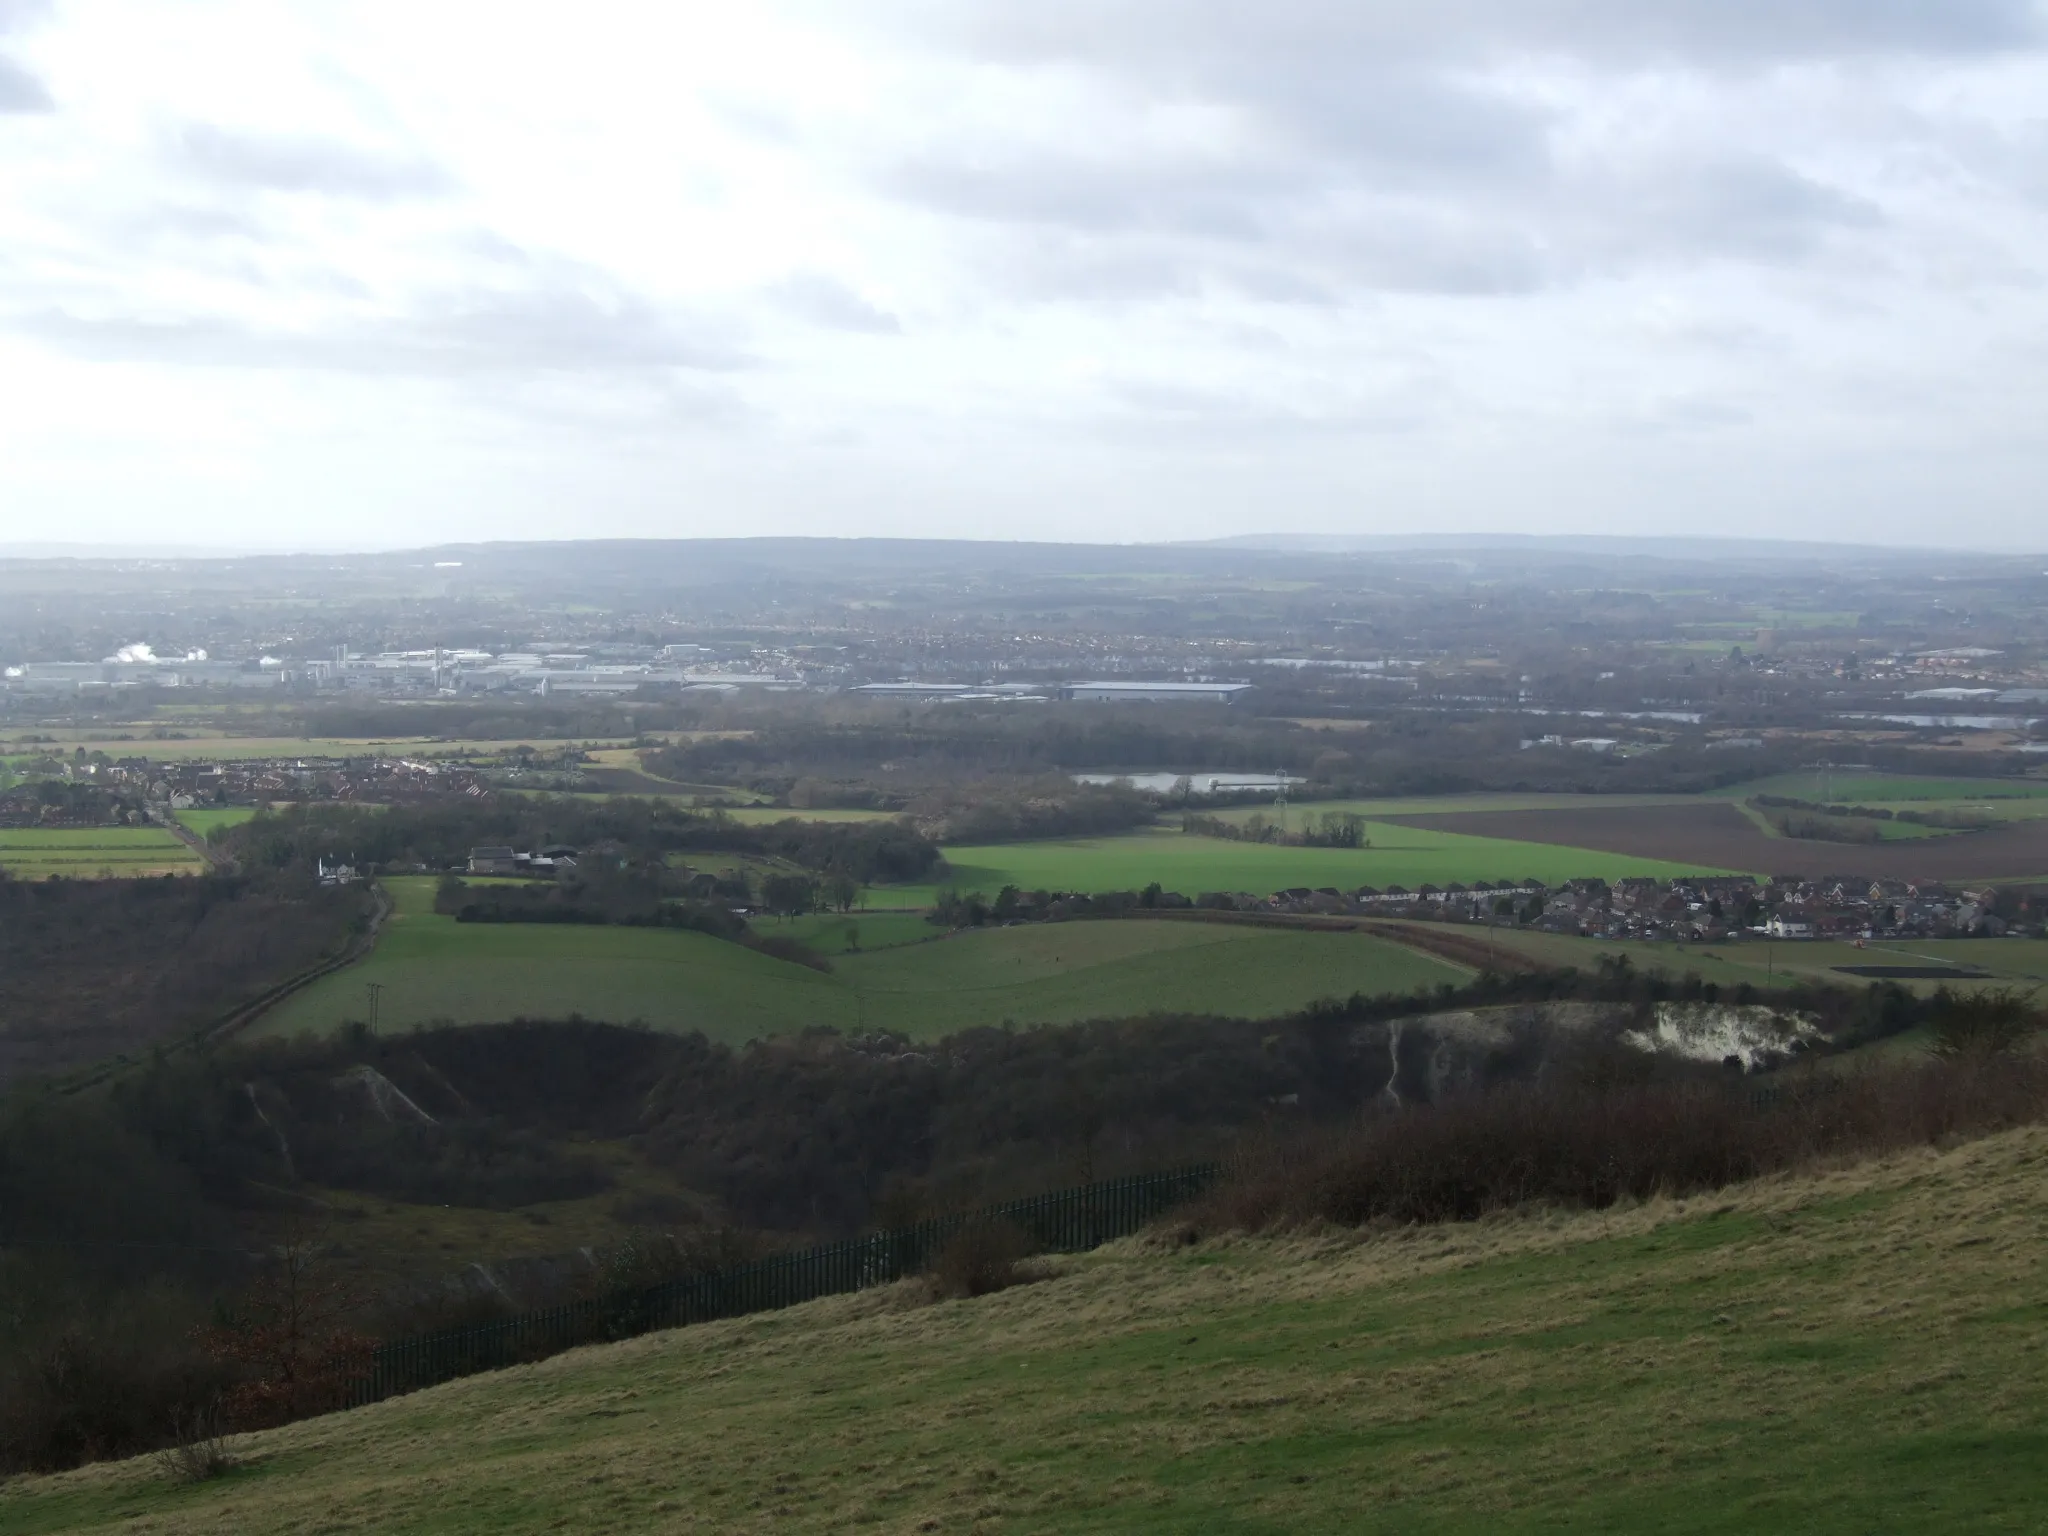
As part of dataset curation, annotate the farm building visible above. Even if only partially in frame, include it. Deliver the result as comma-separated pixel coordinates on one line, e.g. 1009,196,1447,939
1063,681,1252,704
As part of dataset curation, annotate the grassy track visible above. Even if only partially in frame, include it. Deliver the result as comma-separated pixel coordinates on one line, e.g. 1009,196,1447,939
254,880,1467,1040
878,824,1729,909
0,826,202,877
12,1124,2047,1533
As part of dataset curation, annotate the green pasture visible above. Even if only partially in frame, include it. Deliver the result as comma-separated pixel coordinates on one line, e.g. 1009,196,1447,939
172,806,260,838
880,824,1732,909
1408,922,2048,997
0,826,202,877
253,878,1466,1041
836,922,1466,1037
13,1125,2046,1533
1728,771,2048,805
1199,792,1699,824
776,910,936,952
720,806,905,824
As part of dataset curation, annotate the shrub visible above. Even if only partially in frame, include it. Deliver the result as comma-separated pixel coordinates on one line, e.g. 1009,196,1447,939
1929,988,2043,1059
153,1402,235,1484
927,1219,1038,1300
1197,1056,2048,1234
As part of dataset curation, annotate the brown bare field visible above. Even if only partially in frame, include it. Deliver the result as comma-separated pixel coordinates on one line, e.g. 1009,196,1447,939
1383,801,2048,881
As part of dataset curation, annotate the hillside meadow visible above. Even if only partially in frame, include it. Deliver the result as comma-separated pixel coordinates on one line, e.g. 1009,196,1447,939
253,878,1468,1041
9,1122,2045,1533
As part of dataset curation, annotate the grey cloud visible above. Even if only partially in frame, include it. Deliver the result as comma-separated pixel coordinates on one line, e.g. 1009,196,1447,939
768,272,902,333
173,123,454,199
10,283,744,376
883,154,1289,239
1312,205,1554,294
1597,158,1883,263
919,1,2043,71
1096,376,1434,445
0,51,51,111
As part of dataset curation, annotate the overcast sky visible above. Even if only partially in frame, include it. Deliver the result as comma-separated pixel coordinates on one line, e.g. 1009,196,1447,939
3,1,2047,551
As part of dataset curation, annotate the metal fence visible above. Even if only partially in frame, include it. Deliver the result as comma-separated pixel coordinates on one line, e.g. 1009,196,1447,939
345,1163,1219,1408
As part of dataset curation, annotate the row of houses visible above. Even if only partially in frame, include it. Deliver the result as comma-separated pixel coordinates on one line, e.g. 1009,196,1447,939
73,755,490,808
1246,873,2028,941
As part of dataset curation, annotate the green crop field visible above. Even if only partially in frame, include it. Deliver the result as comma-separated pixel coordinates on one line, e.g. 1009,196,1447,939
1395,922,2048,997
776,910,936,953
835,922,1466,1037
877,824,1732,909
253,879,1467,1041
0,826,202,877
172,806,260,838
12,1123,2046,1533
1200,791,1700,824
721,805,906,824
1729,771,2048,805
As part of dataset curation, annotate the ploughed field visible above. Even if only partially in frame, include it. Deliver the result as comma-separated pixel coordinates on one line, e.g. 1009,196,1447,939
14,1123,2047,1532
0,826,202,878
252,878,1468,1041
1380,801,2048,881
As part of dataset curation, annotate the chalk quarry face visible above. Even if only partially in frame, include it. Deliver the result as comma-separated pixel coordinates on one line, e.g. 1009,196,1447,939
1623,1003,1829,1072
1349,999,1828,1106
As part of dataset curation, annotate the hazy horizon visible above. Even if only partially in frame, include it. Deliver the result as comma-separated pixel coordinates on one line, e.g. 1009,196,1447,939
4,2,2047,550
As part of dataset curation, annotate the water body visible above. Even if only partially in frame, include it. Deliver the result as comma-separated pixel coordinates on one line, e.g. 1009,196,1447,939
1072,771,1304,795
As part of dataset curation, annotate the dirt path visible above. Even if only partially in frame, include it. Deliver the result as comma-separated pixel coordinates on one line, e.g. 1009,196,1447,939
159,813,233,872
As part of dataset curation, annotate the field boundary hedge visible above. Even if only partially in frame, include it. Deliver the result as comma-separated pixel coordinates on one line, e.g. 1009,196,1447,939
346,1164,1219,1407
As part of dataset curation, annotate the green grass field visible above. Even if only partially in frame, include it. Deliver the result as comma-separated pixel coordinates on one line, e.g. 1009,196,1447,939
878,824,1732,909
12,1122,2046,1533
776,910,937,952
1729,771,2048,805
172,806,261,838
1398,922,2048,997
253,879,1467,1041
0,826,202,877
1200,791,1700,824
721,806,906,824
835,922,1466,1037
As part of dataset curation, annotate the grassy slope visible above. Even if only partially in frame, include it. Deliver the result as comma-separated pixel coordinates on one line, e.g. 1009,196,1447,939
253,878,853,1044
13,1125,2047,1533
881,824,1727,909
256,880,1468,1041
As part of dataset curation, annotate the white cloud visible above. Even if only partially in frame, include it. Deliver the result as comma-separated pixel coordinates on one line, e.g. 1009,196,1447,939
0,0,2045,549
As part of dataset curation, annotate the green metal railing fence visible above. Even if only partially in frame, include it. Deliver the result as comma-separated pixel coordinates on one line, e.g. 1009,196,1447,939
346,1164,1219,1408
